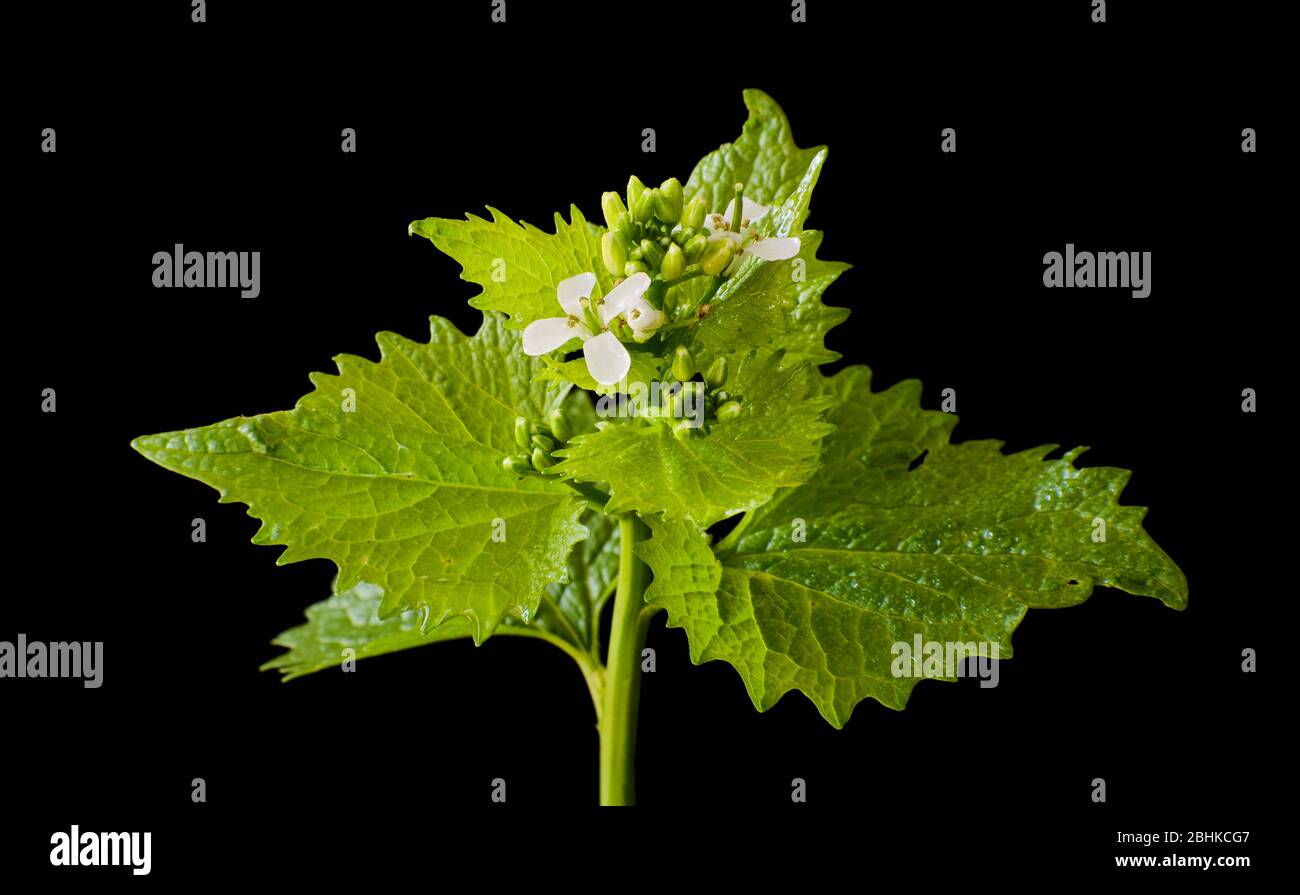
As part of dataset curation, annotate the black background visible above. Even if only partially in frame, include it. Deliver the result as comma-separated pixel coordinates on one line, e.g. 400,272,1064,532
6,0,1282,882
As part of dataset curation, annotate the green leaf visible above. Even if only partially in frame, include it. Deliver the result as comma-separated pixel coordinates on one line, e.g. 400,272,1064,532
260,582,482,681
132,313,588,644
263,510,621,680
639,366,1188,727
550,351,834,527
684,88,825,214
409,206,611,329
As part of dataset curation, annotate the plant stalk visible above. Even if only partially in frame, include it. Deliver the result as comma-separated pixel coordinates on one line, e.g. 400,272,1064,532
599,513,652,806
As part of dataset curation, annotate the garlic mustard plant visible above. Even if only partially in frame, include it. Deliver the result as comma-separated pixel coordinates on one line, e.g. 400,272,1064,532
131,90,1187,806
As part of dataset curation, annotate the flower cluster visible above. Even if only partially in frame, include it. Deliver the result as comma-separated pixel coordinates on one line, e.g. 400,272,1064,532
520,177,801,386
665,346,742,439
501,407,573,477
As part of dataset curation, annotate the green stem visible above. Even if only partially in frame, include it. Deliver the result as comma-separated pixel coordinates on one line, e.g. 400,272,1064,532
664,265,705,288
646,278,668,310
693,276,722,314
599,513,652,806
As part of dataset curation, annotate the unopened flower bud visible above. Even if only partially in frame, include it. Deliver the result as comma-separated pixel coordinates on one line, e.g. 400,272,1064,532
672,418,697,440
531,433,556,453
671,344,695,381
715,399,742,422
639,238,665,270
514,416,531,449
683,232,709,263
632,186,657,223
660,242,685,280
704,356,728,389
626,176,647,216
624,260,650,277
531,446,555,470
699,237,736,276
503,453,535,476
602,230,629,276
658,178,683,221
680,195,706,230
547,408,572,443
602,191,629,229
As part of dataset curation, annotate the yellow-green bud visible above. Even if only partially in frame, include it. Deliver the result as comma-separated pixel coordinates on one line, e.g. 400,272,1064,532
715,399,742,422
639,238,664,270
602,230,629,276
624,260,650,277
672,418,697,440
699,237,736,276
661,242,685,280
514,416,531,449
658,178,683,221
705,356,728,389
531,446,555,470
503,453,535,476
601,191,629,231
683,232,709,263
671,344,695,381
632,186,657,222
653,194,676,223
680,195,706,230
547,408,572,443
626,176,647,216
531,433,556,453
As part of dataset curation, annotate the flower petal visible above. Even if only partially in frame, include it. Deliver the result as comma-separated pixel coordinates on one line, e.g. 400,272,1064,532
745,236,800,261
722,196,771,229
741,196,770,224
626,297,666,335
583,331,632,385
522,316,590,355
556,272,597,316
598,271,651,325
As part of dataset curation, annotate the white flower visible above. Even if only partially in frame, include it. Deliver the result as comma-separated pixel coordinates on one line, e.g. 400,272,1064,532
521,271,654,385
603,280,665,342
702,196,801,262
